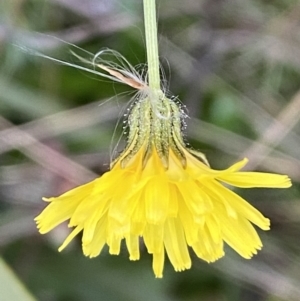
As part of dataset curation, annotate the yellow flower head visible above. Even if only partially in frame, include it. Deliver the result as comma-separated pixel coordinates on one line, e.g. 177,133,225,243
36,84,291,278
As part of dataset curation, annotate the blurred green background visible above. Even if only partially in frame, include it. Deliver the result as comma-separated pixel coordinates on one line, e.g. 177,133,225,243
1,0,300,300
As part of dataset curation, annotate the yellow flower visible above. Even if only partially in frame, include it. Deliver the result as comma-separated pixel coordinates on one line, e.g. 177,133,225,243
36,91,291,278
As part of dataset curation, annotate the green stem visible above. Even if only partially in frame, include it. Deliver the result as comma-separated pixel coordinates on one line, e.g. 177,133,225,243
143,0,160,90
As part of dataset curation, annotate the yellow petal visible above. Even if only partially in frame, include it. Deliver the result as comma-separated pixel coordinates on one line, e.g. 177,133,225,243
164,218,191,271
35,200,80,234
143,224,164,254
177,193,199,245
125,234,140,260
145,177,169,224
220,214,263,258
205,215,221,244
218,172,291,188
107,233,122,255
58,225,83,252
108,179,141,223
177,181,212,216
222,158,248,172
69,193,109,227
202,180,237,219
83,217,107,257
192,224,224,262
153,250,164,278
211,180,270,230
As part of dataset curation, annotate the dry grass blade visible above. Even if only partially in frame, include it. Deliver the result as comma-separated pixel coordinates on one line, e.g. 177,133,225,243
0,101,120,155
0,116,96,184
214,257,300,301
241,90,300,170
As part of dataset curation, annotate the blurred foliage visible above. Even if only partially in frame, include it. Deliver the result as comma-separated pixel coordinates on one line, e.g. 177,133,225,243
1,0,300,300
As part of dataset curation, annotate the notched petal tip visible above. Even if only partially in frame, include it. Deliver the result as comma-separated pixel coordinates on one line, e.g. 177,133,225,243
173,263,192,272
129,255,140,261
283,176,292,188
262,218,271,231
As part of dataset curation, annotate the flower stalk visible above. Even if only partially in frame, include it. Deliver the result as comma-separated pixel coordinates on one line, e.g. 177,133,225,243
143,0,160,90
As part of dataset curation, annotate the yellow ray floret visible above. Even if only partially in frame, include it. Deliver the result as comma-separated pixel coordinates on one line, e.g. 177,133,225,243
35,93,291,278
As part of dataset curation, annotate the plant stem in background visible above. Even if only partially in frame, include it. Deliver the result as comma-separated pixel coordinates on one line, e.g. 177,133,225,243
143,0,160,90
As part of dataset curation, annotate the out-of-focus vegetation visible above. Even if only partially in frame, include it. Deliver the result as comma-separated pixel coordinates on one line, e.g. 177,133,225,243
1,0,300,300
